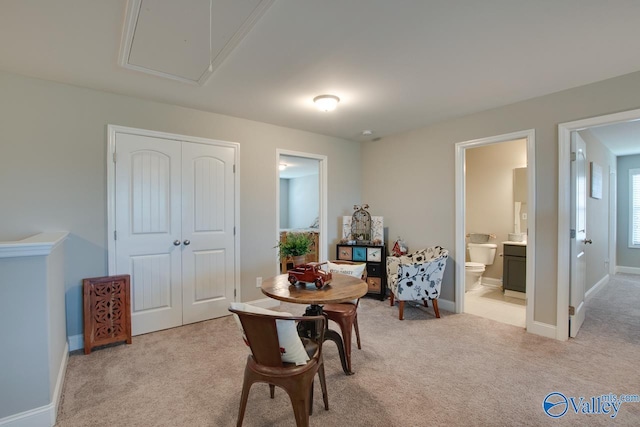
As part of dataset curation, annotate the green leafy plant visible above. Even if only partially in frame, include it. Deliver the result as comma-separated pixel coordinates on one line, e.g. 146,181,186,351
276,232,312,258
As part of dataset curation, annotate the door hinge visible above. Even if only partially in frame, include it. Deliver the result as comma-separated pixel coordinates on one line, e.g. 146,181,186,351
234,289,237,298
233,164,236,173
233,226,236,236
570,151,576,161
114,230,117,240
113,152,117,163
570,229,576,239
569,306,575,316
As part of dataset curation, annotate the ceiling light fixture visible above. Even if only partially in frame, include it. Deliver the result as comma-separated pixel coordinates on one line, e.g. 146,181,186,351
279,163,288,171
313,94,340,112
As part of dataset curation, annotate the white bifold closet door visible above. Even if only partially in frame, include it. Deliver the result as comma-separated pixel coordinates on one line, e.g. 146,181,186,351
114,132,235,336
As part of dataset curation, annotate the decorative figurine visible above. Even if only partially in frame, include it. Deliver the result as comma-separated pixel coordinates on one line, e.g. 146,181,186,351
392,237,408,256
351,204,372,243
287,262,333,289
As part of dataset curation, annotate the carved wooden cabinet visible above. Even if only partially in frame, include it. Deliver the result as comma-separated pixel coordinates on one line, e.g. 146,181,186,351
336,244,387,300
83,275,132,354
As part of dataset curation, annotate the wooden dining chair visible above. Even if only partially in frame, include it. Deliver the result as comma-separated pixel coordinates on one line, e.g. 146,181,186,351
321,260,367,373
229,307,329,427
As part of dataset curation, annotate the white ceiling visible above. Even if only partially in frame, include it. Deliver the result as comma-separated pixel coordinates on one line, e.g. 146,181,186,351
279,155,319,179
3,0,640,146
586,120,640,157
120,0,274,84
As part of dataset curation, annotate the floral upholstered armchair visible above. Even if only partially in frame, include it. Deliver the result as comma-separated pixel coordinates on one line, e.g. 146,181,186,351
386,246,449,320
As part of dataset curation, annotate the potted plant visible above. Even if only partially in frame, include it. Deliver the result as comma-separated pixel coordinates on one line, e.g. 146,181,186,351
277,232,313,266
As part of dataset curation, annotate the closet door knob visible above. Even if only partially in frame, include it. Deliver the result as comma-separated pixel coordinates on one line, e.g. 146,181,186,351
173,240,181,246
584,239,593,245
183,240,191,246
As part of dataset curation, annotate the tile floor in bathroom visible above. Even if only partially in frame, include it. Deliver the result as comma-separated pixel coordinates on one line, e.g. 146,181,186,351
464,285,526,328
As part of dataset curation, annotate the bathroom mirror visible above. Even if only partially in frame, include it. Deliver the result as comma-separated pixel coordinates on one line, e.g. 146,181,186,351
512,167,528,239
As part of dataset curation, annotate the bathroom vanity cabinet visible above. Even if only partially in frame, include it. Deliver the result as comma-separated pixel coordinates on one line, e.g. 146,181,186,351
503,243,526,293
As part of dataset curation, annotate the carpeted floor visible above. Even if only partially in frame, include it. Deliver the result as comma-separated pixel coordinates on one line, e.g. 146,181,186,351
56,274,640,426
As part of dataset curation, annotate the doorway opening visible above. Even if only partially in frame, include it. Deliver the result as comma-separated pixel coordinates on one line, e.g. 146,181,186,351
276,149,327,274
455,129,537,334
557,108,640,340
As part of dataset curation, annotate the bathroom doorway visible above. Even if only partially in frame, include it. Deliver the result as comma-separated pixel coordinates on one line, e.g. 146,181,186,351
454,130,537,333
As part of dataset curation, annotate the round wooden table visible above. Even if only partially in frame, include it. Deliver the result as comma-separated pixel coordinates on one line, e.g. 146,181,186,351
261,273,367,375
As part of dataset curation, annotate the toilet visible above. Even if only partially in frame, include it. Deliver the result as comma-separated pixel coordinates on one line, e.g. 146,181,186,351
465,243,497,291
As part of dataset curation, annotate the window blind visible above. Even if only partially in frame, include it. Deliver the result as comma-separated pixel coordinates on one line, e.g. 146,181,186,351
631,168,640,247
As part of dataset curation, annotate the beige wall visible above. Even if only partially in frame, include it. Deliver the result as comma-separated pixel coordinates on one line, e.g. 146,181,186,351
577,130,616,291
4,66,640,338
466,139,527,280
362,70,640,326
0,71,361,338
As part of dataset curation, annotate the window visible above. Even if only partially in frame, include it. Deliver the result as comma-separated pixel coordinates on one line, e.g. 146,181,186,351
630,168,640,248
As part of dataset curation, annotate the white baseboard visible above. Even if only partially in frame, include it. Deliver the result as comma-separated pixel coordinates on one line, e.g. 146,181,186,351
585,274,609,300
436,298,455,313
0,343,68,427
482,277,502,288
527,321,557,340
0,404,52,427
504,290,525,300
616,266,640,275
51,343,68,425
68,334,83,352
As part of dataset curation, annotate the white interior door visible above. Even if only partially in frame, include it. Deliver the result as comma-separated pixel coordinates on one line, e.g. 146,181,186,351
181,142,236,324
113,130,236,335
569,132,587,337
115,133,183,336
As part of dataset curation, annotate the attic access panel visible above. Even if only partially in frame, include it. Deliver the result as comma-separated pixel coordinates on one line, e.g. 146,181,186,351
120,0,273,85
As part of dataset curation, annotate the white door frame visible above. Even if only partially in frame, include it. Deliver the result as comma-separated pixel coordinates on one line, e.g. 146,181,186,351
275,149,328,271
557,108,640,340
106,125,241,299
609,167,617,277
455,129,536,333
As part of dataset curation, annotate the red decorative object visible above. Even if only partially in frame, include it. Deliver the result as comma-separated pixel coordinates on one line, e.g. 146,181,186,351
83,275,132,354
392,238,408,257
287,262,333,288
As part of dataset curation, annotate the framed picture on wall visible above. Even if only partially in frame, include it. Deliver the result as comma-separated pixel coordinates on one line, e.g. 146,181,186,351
590,161,602,199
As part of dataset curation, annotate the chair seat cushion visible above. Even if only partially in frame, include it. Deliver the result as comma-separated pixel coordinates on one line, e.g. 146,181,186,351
230,302,310,366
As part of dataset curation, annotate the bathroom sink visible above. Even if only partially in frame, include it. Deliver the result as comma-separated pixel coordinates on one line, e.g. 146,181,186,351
502,241,527,246
507,232,525,242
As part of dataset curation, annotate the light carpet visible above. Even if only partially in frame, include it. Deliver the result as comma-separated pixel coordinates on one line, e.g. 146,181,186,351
56,274,640,426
